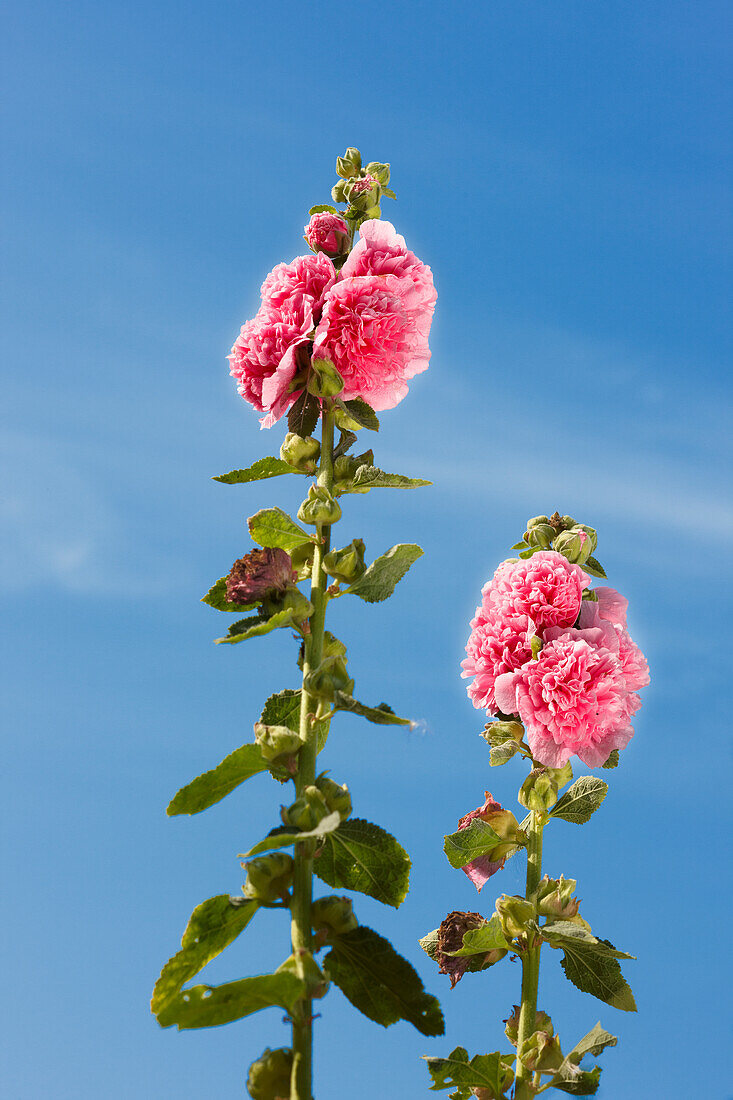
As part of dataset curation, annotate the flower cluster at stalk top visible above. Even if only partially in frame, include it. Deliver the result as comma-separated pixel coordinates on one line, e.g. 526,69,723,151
228,148,436,428
462,514,649,769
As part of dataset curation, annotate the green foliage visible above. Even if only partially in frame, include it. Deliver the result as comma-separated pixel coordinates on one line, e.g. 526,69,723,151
551,1066,602,1094
443,818,501,869
314,818,411,907
216,606,311,645
167,744,267,816
424,1047,506,1098
332,691,411,726
583,556,607,578
308,203,337,215
337,396,380,431
346,543,424,603
447,915,509,957
542,921,636,1011
602,749,620,769
248,507,313,552
157,971,306,1030
152,895,259,1019
565,1021,618,1062
287,390,321,436
324,925,444,1036
261,688,329,752
201,576,255,613
213,457,293,484
348,465,432,491
550,777,609,825
241,811,342,857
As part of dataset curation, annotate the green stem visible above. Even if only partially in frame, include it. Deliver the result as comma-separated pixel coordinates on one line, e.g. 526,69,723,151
290,402,336,1100
514,808,544,1100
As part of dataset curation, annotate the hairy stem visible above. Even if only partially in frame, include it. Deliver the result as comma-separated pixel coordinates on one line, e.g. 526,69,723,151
514,808,544,1100
290,402,335,1100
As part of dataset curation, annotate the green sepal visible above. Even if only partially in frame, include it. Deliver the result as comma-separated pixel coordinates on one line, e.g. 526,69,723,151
443,818,502,870
323,925,444,1036
424,1047,507,1098
213,457,293,484
446,915,509,958
248,507,314,552
549,777,608,824
542,921,636,1011
167,743,267,816
345,543,424,603
308,203,337,215
215,605,311,645
201,576,256,613
156,971,306,1030
346,465,432,492
332,691,411,726
335,397,380,431
152,895,259,1019
314,817,411,907
584,556,607,578
240,811,342,857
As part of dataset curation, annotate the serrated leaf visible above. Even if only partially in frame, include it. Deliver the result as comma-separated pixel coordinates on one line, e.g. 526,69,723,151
309,203,337,215
260,688,329,752
201,576,256,613
543,923,636,1011
447,915,509,957
542,922,635,960
314,818,411,907
339,397,380,430
567,1021,618,1062
152,895,259,1017
332,691,411,726
240,811,342,857
333,428,358,460
584,556,607,578
346,543,424,603
156,971,305,1029
602,749,619,769
288,390,320,436
443,819,501,870
213,457,293,484
424,1047,504,1097
167,743,267,815
550,777,608,824
215,606,307,645
248,507,313,552
349,465,432,491
324,925,444,1036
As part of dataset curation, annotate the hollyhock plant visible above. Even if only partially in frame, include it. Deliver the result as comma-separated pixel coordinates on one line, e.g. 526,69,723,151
153,149,443,1100
423,513,648,1100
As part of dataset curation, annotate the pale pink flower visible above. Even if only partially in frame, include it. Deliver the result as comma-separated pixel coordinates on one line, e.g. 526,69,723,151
594,586,629,628
462,605,533,714
614,626,650,692
487,552,590,634
304,212,350,257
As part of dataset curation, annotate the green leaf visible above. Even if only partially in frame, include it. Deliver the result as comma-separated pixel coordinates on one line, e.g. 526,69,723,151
332,691,411,726
156,971,305,1029
241,811,342,857
511,541,528,550
248,507,313,552
346,543,424,603
309,203,337,215
419,928,440,962
260,688,329,752
288,389,320,436
324,925,444,1036
550,777,608,825
490,740,519,766
542,922,636,1011
201,576,256,613
602,749,619,769
167,744,267,816
552,1066,602,1094
152,895,259,1018
424,1047,504,1097
215,606,308,645
447,915,509,957
584,556,607,578
314,818,411,907
339,397,380,431
567,1021,618,1062
443,819,501,870
213,457,294,484
349,465,432,491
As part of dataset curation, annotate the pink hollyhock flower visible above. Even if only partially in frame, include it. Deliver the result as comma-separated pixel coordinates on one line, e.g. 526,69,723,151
594,586,629,628
495,630,635,768
457,792,518,891
487,551,590,634
578,598,649,693
304,212,350,257
259,252,337,317
462,604,533,714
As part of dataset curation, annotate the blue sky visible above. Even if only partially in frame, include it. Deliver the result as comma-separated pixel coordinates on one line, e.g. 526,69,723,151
2,1,732,1096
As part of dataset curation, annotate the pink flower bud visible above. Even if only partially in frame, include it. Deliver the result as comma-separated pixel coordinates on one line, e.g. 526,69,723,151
350,174,378,196
225,548,296,605
304,212,350,257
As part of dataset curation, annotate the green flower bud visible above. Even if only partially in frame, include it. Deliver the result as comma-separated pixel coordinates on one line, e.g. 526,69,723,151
242,853,294,904
518,768,559,812
561,514,577,529
554,527,593,565
315,774,352,820
265,587,313,623
331,179,348,203
297,484,342,527
518,1030,564,1073
254,723,303,767
495,894,536,939
333,450,374,489
280,432,320,474
297,630,347,673
505,1006,553,1047
277,951,330,999
364,160,390,186
281,785,331,832
575,523,598,552
312,895,359,937
307,357,344,398
537,875,580,920
323,538,366,584
484,720,525,745
523,515,555,548
289,542,315,581
303,655,354,702
246,1047,292,1100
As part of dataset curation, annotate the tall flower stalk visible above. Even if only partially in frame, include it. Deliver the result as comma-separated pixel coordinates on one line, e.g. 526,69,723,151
423,514,649,1099
151,149,444,1100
